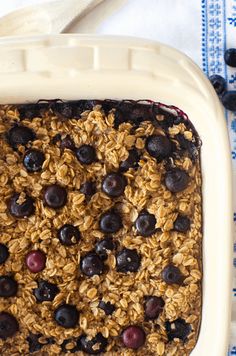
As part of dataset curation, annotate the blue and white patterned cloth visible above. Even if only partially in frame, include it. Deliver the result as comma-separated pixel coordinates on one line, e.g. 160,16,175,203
0,0,236,352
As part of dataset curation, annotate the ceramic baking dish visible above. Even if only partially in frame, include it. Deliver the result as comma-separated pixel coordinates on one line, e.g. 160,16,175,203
0,34,232,356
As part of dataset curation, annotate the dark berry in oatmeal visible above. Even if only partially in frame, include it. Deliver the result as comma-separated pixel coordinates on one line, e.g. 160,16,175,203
165,318,191,342
145,134,172,160
135,211,156,237
80,181,96,197
7,125,35,149
174,215,191,232
54,304,79,328
79,333,108,354
8,193,35,218
0,312,19,339
23,149,45,172
102,172,127,197
121,325,146,349
164,168,190,193
98,300,115,315
57,224,81,246
99,210,122,233
43,184,67,209
116,248,141,273
80,253,105,277
60,135,75,151
144,296,165,320
75,144,96,164
25,250,46,273
95,237,116,260
161,264,184,285
33,280,59,302
0,276,18,297
0,244,9,265
119,149,140,171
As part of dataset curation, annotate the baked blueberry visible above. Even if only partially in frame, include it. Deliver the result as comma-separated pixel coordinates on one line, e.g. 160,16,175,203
8,193,35,218
23,149,45,172
102,173,127,197
221,91,236,111
209,75,226,95
60,338,80,353
99,210,122,234
120,149,140,172
79,333,108,354
44,184,67,209
121,325,146,349
174,215,190,232
75,144,96,164
25,250,46,273
80,253,105,277
7,125,35,149
161,264,184,285
60,135,75,151
27,333,54,353
98,300,115,315
54,102,73,118
165,318,191,342
0,276,18,297
145,134,172,160
164,168,190,193
57,224,81,246
54,304,79,328
116,248,140,273
33,280,59,302
144,296,165,320
224,48,236,67
80,181,96,197
18,104,40,120
135,212,156,237
95,237,116,260
0,244,9,264
0,312,19,339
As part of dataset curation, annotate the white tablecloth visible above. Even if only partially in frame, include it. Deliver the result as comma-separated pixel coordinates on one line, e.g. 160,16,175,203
0,0,235,353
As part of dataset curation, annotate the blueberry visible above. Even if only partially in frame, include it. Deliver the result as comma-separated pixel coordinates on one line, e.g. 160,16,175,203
60,135,75,151
224,48,236,67
80,253,105,277
164,168,190,193
57,224,81,246
23,149,45,172
0,312,19,339
0,244,9,264
27,333,54,353
165,318,191,342
75,144,96,165
116,248,140,273
99,210,122,233
53,103,73,118
209,75,226,95
7,125,35,149
60,338,80,353
54,304,79,328
98,300,115,315
161,264,184,285
8,193,35,218
173,215,190,232
80,181,96,197
144,296,165,320
221,91,236,111
120,149,140,171
102,173,127,197
121,325,146,349
44,184,67,209
135,212,156,237
79,333,108,354
114,108,126,128
25,250,46,273
95,237,116,260
175,134,199,160
33,280,59,302
0,276,18,297
145,135,172,161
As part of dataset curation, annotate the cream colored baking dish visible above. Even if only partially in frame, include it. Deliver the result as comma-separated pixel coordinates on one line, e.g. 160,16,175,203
0,34,232,356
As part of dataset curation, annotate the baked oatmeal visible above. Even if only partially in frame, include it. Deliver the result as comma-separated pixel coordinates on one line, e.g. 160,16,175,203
0,100,202,355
